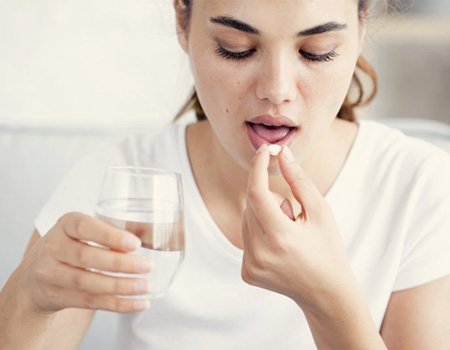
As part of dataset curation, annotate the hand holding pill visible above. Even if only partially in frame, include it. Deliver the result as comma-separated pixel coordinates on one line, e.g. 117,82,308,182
241,143,355,310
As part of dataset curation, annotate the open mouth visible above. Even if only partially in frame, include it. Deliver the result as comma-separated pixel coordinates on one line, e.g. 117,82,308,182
245,121,298,151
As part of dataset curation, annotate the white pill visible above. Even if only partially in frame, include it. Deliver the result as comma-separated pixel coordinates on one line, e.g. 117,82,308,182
268,144,282,156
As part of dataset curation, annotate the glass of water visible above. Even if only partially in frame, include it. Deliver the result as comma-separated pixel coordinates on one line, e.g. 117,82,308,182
96,166,185,299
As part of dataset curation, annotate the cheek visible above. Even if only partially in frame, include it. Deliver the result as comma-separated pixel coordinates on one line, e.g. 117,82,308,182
294,58,357,152
190,50,244,115
303,58,356,116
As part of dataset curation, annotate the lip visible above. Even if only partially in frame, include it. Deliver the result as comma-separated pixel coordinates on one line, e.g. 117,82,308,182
247,114,298,128
245,122,298,151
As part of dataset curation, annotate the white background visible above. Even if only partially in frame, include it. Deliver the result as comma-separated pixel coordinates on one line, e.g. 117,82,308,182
0,0,193,129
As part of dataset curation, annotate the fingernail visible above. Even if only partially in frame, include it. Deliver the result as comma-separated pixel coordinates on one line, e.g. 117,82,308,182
135,258,153,273
134,280,152,293
282,146,295,163
123,234,141,250
257,143,267,154
133,299,150,310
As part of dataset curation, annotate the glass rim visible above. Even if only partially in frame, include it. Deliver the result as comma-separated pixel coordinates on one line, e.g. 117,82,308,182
105,166,182,178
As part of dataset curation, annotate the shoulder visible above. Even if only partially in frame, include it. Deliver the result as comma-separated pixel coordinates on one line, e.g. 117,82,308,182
357,119,450,178
119,123,186,170
347,119,450,210
55,122,186,181
87,123,185,168
118,122,180,153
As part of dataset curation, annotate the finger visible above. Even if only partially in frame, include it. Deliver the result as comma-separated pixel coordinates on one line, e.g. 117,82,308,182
244,200,267,237
246,145,288,228
278,146,323,220
241,203,266,246
242,203,275,271
248,144,271,191
60,213,141,252
241,207,262,268
124,221,150,242
48,263,152,296
47,285,151,313
240,212,256,285
58,238,152,274
241,207,252,250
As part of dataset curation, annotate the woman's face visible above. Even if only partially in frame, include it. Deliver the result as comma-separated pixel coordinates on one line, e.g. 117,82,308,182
177,0,364,171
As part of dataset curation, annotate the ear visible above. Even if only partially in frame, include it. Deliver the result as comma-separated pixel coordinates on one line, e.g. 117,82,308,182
174,0,189,54
357,13,368,56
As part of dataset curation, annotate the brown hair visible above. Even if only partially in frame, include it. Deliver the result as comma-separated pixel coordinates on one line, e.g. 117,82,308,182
173,0,387,123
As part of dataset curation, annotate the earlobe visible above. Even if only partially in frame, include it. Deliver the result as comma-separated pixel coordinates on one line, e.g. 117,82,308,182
358,10,369,56
358,20,367,56
358,30,366,56
175,25,189,54
174,1,189,54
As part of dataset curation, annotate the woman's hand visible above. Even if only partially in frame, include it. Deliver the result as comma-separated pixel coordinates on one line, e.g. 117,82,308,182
16,213,153,314
241,144,387,349
241,144,356,311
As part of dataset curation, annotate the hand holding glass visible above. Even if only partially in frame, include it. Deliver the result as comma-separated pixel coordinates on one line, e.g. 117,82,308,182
96,167,185,299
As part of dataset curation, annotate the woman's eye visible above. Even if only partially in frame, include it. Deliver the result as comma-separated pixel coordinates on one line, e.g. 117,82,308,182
300,50,338,63
215,45,338,63
215,46,256,60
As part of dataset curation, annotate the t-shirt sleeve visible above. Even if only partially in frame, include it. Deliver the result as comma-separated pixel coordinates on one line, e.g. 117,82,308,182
393,147,450,291
34,139,128,236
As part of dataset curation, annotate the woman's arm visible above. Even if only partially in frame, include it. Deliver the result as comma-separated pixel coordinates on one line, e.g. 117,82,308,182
298,281,386,350
381,276,450,349
1,231,95,350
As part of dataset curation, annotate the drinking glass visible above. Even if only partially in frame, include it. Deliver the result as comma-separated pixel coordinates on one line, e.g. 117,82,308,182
96,166,185,299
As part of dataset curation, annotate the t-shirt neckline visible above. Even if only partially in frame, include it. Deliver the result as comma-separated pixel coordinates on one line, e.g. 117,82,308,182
322,121,364,203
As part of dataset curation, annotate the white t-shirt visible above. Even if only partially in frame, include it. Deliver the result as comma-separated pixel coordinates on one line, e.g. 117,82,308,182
35,120,450,350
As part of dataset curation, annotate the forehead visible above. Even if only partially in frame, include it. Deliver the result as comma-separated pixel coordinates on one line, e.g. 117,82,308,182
195,0,358,36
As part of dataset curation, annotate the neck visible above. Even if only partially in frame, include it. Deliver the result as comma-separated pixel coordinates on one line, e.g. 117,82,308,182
187,121,249,215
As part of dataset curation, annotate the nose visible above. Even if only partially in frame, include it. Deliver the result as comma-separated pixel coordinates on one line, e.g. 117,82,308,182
255,50,298,105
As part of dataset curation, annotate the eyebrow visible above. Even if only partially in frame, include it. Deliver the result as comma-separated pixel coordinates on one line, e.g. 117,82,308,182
209,16,347,37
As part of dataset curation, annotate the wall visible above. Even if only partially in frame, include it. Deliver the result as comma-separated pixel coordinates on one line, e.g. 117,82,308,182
361,2,450,124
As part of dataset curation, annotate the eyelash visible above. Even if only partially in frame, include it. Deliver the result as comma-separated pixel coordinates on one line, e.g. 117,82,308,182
215,45,338,63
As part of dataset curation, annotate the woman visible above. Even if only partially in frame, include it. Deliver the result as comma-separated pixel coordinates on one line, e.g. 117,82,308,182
1,0,449,349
